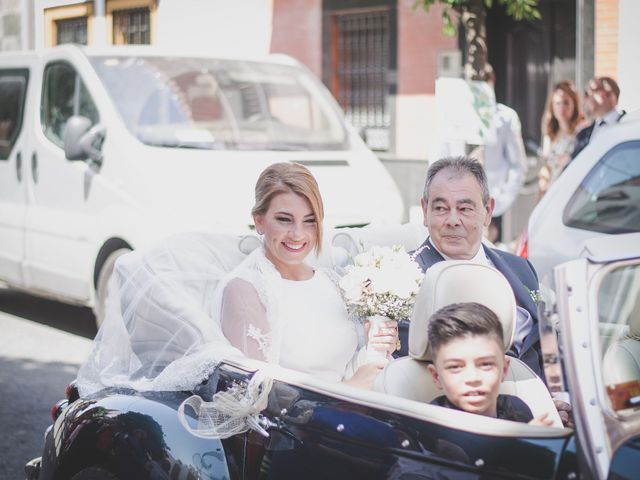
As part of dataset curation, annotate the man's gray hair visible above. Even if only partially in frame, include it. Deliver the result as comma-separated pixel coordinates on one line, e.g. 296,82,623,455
423,156,490,206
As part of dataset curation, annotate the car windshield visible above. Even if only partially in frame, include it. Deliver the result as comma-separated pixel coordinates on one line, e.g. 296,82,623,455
89,55,348,150
596,262,640,415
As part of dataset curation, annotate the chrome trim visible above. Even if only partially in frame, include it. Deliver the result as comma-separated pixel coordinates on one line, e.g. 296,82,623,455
589,259,640,466
555,259,607,478
292,160,349,167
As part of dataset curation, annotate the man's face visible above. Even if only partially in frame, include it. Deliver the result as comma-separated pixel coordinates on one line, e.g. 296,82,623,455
422,170,494,260
585,78,618,118
428,334,509,417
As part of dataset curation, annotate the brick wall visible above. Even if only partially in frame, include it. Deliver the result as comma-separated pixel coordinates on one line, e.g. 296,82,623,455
595,0,618,78
270,0,322,78
397,0,457,95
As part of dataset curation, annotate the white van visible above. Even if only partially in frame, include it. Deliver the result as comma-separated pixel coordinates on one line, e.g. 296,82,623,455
0,45,403,325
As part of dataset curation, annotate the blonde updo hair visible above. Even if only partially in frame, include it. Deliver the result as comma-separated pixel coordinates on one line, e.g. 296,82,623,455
252,162,324,254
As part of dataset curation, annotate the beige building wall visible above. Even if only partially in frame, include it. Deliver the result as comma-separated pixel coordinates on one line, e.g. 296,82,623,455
595,0,618,78
617,0,640,112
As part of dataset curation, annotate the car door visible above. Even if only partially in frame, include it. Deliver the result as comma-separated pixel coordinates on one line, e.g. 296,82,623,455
554,239,640,479
23,53,101,302
0,59,32,286
212,363,570,480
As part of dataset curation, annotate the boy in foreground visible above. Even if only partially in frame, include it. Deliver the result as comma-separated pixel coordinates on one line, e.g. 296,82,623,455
427,302,553,425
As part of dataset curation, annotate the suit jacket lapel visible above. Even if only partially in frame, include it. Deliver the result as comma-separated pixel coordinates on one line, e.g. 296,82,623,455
485,248,540,355
484,247,538,322
415,237,445,272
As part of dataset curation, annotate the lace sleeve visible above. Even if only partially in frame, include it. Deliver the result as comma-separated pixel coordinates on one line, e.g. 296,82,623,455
221,278,270,361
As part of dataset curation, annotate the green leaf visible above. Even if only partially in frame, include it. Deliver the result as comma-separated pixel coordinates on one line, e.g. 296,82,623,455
441,11,456,36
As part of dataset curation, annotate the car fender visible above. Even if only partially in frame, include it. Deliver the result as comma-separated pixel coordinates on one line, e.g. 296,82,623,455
44,391,234,480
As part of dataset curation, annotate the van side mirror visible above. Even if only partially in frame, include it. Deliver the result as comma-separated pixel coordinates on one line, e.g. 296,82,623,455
64,115,106,168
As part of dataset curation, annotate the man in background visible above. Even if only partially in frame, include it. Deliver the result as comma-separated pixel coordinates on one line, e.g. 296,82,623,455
570,76,626,160
479,65,528,244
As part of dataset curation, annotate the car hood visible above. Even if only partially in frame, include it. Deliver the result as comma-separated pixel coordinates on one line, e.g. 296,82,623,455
113,145,403,237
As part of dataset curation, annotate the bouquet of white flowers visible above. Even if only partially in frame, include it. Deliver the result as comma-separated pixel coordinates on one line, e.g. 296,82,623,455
339,245,423,361
339,245,424,321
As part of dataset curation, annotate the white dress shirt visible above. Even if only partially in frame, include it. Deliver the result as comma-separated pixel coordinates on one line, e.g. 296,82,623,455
591,107,624,140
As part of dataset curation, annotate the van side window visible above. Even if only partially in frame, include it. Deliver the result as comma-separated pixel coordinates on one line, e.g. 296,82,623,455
41,62,99,148
0,69,29,160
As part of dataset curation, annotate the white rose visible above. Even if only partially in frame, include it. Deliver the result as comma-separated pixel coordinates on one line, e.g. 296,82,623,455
367,268,393,295
390,275,421,298
340,268,370,302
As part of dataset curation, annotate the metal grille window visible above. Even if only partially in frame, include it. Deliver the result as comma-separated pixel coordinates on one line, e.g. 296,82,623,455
331,9,390,150
113,8,150,45
56,17,88,45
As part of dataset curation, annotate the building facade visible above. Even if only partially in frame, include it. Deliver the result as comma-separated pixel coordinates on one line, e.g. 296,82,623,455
3,0,638,229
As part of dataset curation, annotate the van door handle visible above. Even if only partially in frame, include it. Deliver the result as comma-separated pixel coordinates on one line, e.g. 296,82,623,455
31,152,38,184
16,152,22,182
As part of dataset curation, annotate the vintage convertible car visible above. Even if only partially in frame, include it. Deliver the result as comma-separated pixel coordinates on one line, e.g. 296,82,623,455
25,230,640,480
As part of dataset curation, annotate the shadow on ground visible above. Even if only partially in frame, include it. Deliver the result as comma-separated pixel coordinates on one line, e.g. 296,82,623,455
0,356,81,479
0,287,97,339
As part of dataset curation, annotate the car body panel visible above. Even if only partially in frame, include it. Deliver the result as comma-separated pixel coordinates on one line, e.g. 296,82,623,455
528,114,640,281
35,360,574,480
551,242,640,479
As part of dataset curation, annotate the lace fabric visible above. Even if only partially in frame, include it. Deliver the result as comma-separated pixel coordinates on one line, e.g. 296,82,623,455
76,232,250,396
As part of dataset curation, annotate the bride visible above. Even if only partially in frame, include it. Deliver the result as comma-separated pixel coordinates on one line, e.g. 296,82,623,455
77,162,397,397
220,162,397,387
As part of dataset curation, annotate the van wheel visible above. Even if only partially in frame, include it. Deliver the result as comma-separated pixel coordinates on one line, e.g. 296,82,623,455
94,248,131,328
71,467,120,480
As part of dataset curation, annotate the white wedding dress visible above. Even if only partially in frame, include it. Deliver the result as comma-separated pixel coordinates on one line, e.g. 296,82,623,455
219,247,365,382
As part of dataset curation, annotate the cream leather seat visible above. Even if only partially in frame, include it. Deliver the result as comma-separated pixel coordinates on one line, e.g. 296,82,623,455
602,290,640,387
373,260,562,427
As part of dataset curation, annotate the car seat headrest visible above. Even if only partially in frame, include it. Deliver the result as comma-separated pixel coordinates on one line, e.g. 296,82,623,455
409,261,517,361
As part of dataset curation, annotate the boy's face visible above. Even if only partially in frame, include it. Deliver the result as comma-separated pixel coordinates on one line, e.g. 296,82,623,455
428,334,509,417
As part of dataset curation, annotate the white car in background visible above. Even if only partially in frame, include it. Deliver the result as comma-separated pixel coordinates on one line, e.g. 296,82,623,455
0,45,403,327
527,110,640,281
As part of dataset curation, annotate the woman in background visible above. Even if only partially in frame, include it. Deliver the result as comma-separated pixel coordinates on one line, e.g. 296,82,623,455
538,81,584,198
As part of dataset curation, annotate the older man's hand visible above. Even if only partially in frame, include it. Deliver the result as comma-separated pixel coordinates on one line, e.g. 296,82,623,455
554,399,574,428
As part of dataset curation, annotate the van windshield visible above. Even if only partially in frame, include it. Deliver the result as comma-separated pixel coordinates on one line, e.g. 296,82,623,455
89,56,349,150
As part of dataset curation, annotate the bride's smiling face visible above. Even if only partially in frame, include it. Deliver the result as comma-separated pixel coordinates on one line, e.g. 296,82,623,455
254,191,317,275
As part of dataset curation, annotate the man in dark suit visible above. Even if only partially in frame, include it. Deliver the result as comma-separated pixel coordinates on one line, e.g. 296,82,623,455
400,156,544,379
571,76,626,160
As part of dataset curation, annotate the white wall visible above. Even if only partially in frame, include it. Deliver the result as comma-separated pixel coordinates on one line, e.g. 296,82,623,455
393,94,437,161
618,0,640,113
34,0,273,56
156,0,273,58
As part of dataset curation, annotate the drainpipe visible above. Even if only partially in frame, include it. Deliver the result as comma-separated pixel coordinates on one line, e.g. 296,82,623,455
576,0,595,91
93,0,107,46
21,0,34,50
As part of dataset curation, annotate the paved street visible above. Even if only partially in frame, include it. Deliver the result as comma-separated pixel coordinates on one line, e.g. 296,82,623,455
0,287,95,480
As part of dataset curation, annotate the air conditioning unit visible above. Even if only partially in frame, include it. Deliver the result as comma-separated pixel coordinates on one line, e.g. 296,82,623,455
438,49,462,78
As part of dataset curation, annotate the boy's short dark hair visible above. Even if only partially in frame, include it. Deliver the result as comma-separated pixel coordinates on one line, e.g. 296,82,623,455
428,302,504,358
